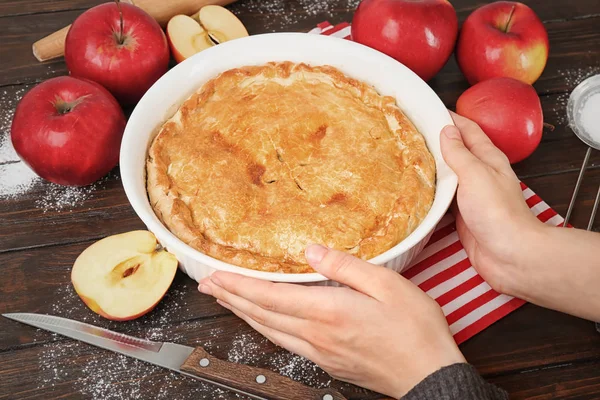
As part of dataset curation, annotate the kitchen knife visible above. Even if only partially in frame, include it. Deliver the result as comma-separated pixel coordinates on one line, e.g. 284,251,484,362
3,313,345,400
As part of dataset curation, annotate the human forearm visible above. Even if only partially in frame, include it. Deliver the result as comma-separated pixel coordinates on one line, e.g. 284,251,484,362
509,225,600,322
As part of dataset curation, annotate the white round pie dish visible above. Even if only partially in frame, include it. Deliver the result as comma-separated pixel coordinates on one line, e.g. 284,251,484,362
120,32,457,285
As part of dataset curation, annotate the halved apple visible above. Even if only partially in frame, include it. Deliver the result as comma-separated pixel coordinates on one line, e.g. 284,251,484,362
167,5,249,63
71,230,178,321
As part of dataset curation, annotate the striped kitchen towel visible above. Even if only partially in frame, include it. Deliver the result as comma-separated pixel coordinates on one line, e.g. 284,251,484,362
310,22,564,345
403,182,564,344
406,183,564,344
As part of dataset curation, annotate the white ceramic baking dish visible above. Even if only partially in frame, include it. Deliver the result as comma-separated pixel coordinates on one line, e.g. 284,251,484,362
120,32,457,284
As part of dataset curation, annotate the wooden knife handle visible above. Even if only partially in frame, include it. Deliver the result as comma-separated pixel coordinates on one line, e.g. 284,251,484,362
31,0,237,62
180,347,347,400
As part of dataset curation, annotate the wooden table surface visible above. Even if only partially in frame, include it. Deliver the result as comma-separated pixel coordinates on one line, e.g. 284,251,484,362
1,0,600,399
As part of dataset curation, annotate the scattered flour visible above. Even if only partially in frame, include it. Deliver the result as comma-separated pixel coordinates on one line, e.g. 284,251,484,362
34,179,107,212
37,283,333,398
548,67,600,126
270,353,332,388
38,284,246,399
229,0,359,32
0,87,26,164
226,331,333,389
38,337,245,400
559,66,600,89
550,91,570,126
0,161,40,199
48,284,190,342
227,333,266,363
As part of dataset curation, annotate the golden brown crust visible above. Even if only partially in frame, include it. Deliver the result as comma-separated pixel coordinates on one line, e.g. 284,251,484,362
147,62,435,273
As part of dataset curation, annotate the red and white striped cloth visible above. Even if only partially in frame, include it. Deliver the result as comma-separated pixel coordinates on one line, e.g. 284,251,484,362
404,182,564,344
311,22,565,344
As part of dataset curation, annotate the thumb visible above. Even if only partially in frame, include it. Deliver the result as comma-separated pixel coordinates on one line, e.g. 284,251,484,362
305,244,398,300
440,125,483,179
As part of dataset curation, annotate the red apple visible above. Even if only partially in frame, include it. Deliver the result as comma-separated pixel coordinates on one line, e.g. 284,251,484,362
456,77,543,164
11,76,126,186
456,1,549,85
351,0,458,82
65,2,170,105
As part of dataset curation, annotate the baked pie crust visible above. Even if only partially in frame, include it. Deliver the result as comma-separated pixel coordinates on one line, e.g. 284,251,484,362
147,62,436,273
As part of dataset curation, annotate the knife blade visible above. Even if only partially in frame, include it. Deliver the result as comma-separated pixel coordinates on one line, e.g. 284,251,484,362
3,313,346,400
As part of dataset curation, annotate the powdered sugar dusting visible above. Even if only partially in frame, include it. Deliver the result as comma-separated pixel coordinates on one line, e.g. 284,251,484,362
559,66,600,89
297,0,333,16
230,0,358,32
48,283,189,342
38,337,246,399
227,332,268,363
37,283,333,398
0,87,41,199
0,130,20,164
34,178,106,212
0,161,40,199
0,87,26,164
548,67,600,126
226,331,332,389
270,353,332,388
37,284,250,399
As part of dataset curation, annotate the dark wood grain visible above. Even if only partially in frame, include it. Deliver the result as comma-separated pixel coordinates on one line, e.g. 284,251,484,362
1,0,599,22
0,251,226,350
2,0,600,398
488,359,600,399
0,168,145,253
0,2,599,90
0,0,102,16
462,303,600,376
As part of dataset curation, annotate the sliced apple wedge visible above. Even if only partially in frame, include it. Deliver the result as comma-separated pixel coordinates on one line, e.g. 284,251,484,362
167,5,248,63
197,5,249,44
167,15,210,63
71,230,178,321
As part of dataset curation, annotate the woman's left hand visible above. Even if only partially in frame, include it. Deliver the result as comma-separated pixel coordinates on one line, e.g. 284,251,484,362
198,244,465,398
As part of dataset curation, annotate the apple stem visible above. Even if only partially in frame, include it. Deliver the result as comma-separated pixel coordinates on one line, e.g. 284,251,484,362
543,122,556,131
502,5,517,33
115,0,125,45
54,95,89,115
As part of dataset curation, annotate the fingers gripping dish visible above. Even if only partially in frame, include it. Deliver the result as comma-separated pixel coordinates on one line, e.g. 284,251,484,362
146,62,436,273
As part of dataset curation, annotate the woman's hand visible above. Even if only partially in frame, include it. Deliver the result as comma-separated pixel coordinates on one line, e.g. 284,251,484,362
199,245,465,398
440,112,545,296
442,112,600,322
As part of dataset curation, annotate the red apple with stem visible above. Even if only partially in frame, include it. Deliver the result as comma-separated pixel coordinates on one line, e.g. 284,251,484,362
456,1,549,85
351,0,458,82
65,1,170,105
11,76,126,186
456,77,543,164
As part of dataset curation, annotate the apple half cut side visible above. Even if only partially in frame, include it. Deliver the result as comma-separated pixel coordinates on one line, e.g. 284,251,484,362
167,5,249,63
71,230,178,321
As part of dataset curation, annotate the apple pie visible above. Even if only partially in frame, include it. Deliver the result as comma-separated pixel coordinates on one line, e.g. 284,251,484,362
146,62,436,273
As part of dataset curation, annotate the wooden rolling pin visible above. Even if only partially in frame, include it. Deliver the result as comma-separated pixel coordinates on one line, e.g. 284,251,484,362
32,0,237,62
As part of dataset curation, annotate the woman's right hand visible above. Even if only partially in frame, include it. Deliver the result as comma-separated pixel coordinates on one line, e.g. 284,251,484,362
441,112,600,322
440,112,545,296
